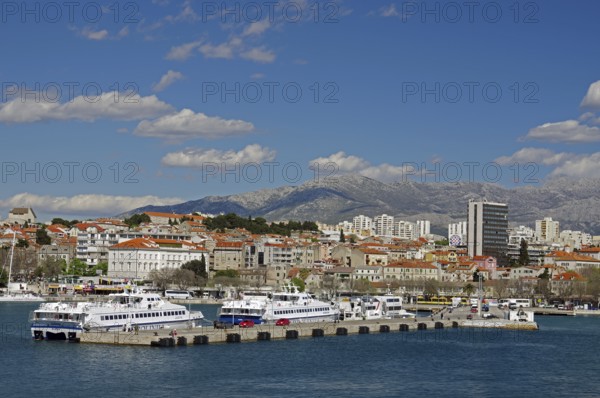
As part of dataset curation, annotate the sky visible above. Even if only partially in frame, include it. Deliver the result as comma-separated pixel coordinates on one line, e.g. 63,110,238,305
1,0,600,221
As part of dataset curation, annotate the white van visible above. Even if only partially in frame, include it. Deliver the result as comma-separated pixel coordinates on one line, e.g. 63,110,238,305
164,290,194,299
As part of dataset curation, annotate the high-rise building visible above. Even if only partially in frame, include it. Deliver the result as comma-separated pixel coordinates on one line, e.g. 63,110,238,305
394,220,416,240
374,214,395,236
467,199,508,259
416,220,430,237
352,215,373,233
535,217,560,242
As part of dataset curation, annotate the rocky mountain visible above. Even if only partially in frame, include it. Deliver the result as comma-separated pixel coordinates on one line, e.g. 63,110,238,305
123,175,600,235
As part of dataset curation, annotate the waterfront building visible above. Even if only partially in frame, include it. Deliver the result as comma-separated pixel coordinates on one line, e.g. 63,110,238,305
467,199,509,260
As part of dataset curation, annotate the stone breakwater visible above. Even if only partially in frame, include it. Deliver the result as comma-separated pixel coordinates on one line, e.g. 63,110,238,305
78,317,538,347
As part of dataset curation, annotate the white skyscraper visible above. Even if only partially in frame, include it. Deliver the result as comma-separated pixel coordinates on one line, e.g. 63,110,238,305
353,215,373,233
416,220,431,237
374,214,395,236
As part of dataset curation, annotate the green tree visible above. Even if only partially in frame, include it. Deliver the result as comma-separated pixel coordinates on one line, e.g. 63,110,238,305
291,277,306,292
16,239,29,248
339,229,346,243
68,258,88,276
518,238,530,266
36,228,51,245
182,256,208,279
463,283,476,297
214,269,239,278
123,213,151,227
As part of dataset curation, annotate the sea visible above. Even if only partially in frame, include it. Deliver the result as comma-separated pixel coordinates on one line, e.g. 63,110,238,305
1,303,599,398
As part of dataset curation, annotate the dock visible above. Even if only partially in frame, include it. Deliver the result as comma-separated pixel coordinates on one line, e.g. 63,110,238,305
79,315,538,347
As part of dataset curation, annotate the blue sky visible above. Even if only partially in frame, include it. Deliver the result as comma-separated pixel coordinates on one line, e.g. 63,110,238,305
1,0,600,221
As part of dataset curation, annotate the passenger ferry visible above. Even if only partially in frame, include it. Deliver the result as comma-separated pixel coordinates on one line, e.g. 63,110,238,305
30,289,204,340
218,286,339,325
217,290,270,325
262,286,339,324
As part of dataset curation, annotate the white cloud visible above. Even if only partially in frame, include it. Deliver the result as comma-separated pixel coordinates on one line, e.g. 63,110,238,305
0,193,183,216
310,152,411,181
548,152,600,179
0,92,173,123
165,40,203,61
250,73,266,80
162,144,276,167
117,26,129,38
165,0,199,22
240,47,276,63
152,70,184,92
80,28,109,40
199,41,237,59
522,120,600,143
311,152,369,173
580,80,600,109
494,148,576,166
243,19,270,36
133,108,255,140
380,4,399,17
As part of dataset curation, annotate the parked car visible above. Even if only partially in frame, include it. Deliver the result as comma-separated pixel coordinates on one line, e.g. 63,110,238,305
275,318,290,326
470,307,478,313
466,314,473,320
239,320,255,328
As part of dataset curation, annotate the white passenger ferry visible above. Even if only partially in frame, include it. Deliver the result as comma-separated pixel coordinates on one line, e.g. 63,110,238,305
261,285,339,324
217,290,270,325
30,289,204,340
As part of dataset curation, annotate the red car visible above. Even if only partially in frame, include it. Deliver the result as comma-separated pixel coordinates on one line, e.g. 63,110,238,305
470,307,478,313
275,318,290,326
238,320,255,328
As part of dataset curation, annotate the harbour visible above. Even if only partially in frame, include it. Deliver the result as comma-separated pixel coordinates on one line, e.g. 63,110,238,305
1,302,599,398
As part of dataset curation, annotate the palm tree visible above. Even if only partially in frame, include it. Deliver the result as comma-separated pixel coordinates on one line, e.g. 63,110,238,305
463,283,476,297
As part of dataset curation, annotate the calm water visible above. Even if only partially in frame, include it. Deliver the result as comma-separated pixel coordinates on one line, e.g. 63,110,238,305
1,303,599,398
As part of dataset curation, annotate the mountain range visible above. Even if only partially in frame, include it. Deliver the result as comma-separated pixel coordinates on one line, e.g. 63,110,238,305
123,175,600,235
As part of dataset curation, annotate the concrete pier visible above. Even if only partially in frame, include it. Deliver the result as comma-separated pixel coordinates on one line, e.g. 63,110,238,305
79,314,537,346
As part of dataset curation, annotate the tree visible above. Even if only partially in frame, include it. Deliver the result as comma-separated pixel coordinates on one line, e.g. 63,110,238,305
423,279,439,296
16,239,29,248
41,257,64,280
172,269,197,290
36,228,51,245
149,268,174,291
123,213,151,227
214,269,239,278
492,279,509,299
518,238,530,266
68,258,88,276
353,278,372,294
339,229,345,243
463,283,476,297
182,257,208,279
291,277,306,292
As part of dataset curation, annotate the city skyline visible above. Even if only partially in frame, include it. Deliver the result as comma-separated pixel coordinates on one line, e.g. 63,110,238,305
2,1,600,221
